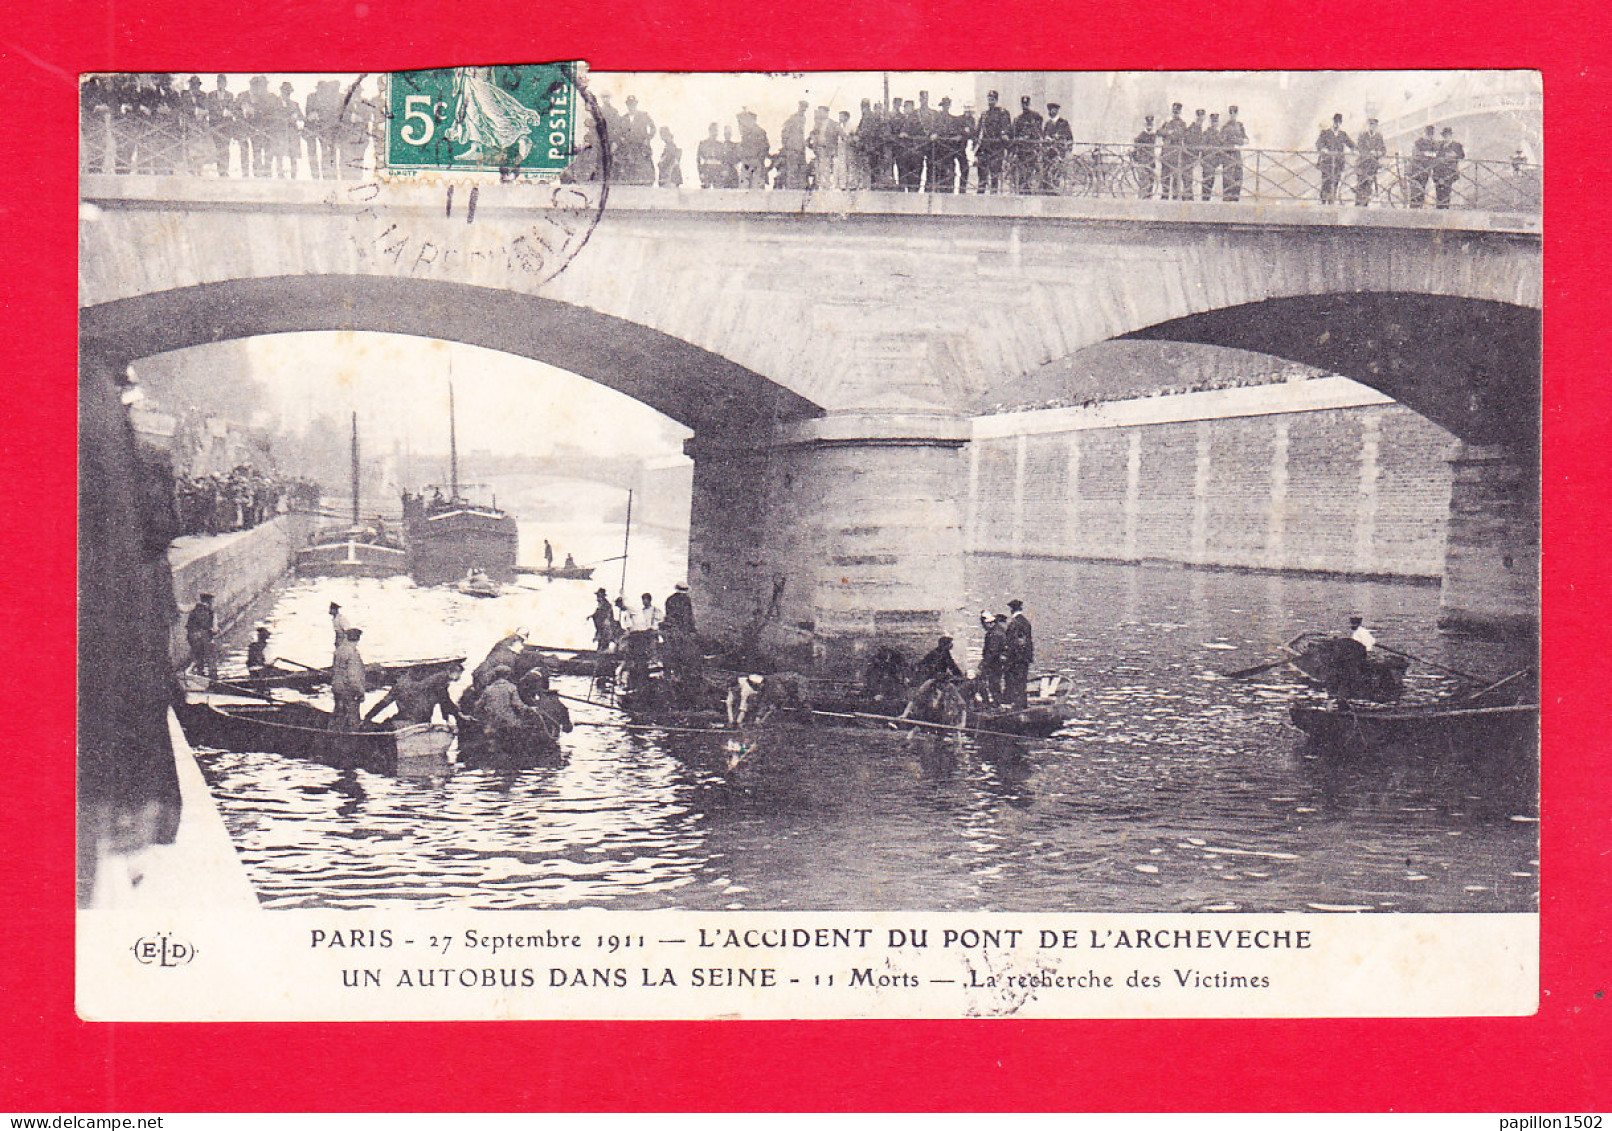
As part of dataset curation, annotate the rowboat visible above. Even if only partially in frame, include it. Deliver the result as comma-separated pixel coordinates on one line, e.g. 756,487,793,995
1289,700,1538,756
176,698,455,775
210,656,466,695
515,564,596,580
455,569,503,598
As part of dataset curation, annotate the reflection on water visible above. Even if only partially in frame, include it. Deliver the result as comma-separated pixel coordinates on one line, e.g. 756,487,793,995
197,552,1538,912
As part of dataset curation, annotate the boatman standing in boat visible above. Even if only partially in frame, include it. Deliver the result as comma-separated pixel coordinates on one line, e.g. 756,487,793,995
979,612,1008,705
331,627,367,730
329,601,349,646
661,582,701,703
588,588,620,651
1003,599,1034,708
544,539,553,571
246,626,273,674
186,593,218,680
619,592,662,693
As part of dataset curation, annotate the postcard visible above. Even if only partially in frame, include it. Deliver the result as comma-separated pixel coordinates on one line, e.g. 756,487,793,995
76,66,1540,1021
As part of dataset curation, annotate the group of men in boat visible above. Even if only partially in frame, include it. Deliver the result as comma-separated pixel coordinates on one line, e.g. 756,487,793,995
587,583,703,703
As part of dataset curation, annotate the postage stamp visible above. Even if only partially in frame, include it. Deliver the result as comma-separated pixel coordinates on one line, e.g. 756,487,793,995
77,67,1541,1022
380,64,581,178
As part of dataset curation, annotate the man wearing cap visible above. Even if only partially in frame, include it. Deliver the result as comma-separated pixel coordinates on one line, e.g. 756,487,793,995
619,95,656,185
477,665,550,755
1010,95,1044,193
975,90,1013,194
1043,102,1073,193
246,626,273,674
1182,109,1208,201
1131,114,1158,199
780,100,809,190
1158,103,1187,200
934,96,966,193
1003,599,1034,709
1354,116,1387,206
1200,111,1225,200
914,635,964,685
1432,126,1465,210
1407,124,1439,208
1316,113,1355,204
186,593,218,679
1209,106,1244,202
329,601,349,646
979,613,1009,705
808,105,839,190
330,627,367,730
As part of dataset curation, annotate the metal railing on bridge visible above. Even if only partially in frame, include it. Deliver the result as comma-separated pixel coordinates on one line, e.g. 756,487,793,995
81,104,1542,216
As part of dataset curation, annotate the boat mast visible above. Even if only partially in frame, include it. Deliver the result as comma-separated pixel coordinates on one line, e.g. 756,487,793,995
448,368,459,501
349,411,360,525
619,488,633,598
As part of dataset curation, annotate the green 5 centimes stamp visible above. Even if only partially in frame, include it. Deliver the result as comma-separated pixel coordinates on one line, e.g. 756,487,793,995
382,64,579,177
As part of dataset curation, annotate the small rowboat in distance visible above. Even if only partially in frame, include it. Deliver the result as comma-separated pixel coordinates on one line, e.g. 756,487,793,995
455,569,503,598
177,697,454,776
514,564,596,580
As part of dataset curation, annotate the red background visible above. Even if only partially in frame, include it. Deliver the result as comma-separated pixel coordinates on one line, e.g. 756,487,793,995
3,0,1606,1111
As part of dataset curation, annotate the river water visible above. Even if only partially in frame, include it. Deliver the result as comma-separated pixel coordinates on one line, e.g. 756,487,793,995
196,534,1538,913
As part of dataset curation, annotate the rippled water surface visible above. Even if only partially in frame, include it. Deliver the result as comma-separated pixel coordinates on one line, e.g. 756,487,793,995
197,542,1538,912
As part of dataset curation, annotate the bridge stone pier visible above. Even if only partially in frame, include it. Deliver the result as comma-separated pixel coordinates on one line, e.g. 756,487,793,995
80,177,1542,669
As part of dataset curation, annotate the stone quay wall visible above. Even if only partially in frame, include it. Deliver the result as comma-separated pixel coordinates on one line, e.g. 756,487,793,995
968,378,1457,581
167,513,314,668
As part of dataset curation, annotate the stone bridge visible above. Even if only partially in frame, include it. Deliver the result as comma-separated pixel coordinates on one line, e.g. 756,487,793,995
80,177,1542,666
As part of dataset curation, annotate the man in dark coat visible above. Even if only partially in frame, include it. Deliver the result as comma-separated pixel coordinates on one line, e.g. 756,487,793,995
979,612,1008,705
1316,113,1355,204
186,593,218,679
1349,116,1386,206
1219,105,1248,201
1408,124,1439,208
1158,102,1187,200
1131,114,1158,199
1432,126,1465,210
1003,599,1034,709
779,101,809,189
975,90,1013,194
1010,95,1044,193
914,635,964,684
1183,108,1207,200
1043,102,1073,193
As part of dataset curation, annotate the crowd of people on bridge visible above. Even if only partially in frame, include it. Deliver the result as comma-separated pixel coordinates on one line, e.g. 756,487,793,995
83,74,1534,211
81,73,376,179
174,467,319,538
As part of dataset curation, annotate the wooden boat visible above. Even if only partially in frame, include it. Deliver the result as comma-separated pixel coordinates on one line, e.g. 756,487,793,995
515,564,597,580
176,698,455,775
296,528,407,579
211,655,465,695
1289,667,1537,756
403,379,518,585
455,569,503,598
1289,700,1538,756
296,414,409,579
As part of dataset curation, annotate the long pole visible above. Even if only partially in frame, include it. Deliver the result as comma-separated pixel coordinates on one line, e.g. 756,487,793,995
619,488,633,599
349,411,360,525
448,378,459,500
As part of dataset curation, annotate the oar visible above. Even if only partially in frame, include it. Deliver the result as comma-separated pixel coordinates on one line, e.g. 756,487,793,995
209,678,278,703
1376,644,1488,684
1224,657,1290,679
278,657,325,673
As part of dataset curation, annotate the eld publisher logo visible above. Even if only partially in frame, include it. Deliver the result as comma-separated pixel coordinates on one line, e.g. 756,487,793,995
131,934,196,968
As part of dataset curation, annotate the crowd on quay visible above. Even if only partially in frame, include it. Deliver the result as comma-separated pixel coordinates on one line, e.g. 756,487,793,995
81,73,376,179
173,466,320,538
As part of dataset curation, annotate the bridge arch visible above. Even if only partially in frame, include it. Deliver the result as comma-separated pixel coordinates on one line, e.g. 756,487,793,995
79,274,824,441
